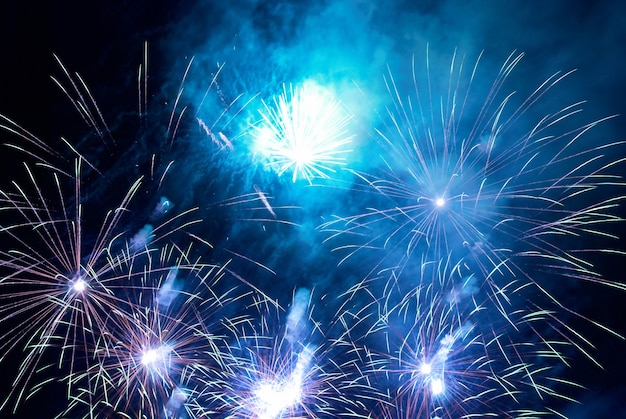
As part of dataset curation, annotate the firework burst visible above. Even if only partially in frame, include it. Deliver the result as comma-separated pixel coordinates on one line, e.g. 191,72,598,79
0,50,247,415
190,287,382,418
350,253,587,418
58,249,261,419
252,80,354,184
318,51,626,388
0,156,204,413
321,49,626,282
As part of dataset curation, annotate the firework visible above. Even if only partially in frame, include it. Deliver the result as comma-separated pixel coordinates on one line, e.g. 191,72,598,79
317,51,626,396
190,287,382,418
352,253,585,418
58,253,260,419
320,49,626,282
0,156,205,413
1,40,624,418
252,80,354,184
0,45,308,417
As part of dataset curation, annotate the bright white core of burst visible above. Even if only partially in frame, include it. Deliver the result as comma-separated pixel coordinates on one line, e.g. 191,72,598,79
435,197,446,208
291,146,313,167
420,362,432,375
72,278,86,292
142,348,160,365
431,377,445,396
255,381,301,418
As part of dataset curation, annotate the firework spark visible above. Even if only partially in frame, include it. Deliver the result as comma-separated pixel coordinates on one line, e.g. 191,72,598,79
189,287,381,418
58,253,259,419
350,253,586,418
252,81,354,184
321,49,626,283
0,154,209,411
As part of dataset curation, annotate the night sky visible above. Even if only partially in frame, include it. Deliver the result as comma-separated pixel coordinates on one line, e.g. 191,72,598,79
1,1,626,418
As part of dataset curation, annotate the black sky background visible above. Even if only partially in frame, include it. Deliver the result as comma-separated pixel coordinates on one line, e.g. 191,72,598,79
2,1,626,417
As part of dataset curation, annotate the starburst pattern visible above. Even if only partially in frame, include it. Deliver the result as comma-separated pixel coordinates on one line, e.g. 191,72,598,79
252,81,354,183
0,44,624,418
